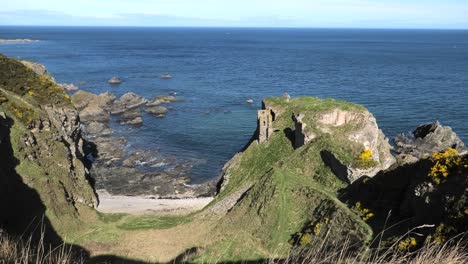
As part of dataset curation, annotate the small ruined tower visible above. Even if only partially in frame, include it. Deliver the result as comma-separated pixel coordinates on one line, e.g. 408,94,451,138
258,109,273,143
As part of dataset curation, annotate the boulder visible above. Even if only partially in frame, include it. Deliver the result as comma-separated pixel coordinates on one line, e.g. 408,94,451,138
119,108,143,126
72,91,116,124
71,90,98,111
122,150,158,168
122,117,143,126
79,104,110,124
146,95,184,107
395,121,467,163
93,92,116,110
111,92,148,114
91,137,126,163
84,122,113,137
108,77,123,84
146,106,168,117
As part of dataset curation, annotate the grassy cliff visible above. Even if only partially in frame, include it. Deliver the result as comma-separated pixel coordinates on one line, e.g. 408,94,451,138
196,96,390,261
0,54,97,239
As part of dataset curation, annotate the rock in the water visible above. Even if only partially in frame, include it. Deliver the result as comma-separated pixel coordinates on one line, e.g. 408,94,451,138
91,137,126,163
84,121,113,137
119,108,143,125
72,91,116,124
146,106,168,116
160,74,173,79
122,150,158,168
147,95,184,106
80,104,110,123
395,121,467,163
108,77,123,84
112,92,148,114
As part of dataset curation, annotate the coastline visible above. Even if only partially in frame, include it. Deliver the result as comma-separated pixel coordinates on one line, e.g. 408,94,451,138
96,190,213,215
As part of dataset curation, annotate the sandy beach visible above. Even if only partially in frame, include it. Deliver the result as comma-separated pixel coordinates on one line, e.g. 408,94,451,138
96,190,213,215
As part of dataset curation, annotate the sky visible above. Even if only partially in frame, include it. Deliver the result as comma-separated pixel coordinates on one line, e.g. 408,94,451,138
0,0,467,29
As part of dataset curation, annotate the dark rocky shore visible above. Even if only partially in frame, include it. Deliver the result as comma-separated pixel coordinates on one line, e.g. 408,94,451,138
70,86,214,198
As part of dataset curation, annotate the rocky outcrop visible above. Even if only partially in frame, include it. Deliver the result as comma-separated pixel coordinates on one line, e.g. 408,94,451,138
108,77,123,84
146,106,168,117
147,95,184,106
395,121,467,163
292,107,395,183
119,108,143,125
72,91,115,124
111,92,147,114
19,60,55,81
68,87,210,197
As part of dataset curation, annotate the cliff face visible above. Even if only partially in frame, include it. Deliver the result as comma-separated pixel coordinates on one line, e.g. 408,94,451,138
0,54,96,235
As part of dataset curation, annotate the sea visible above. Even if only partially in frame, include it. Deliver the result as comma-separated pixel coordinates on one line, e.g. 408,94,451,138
1,26,467,183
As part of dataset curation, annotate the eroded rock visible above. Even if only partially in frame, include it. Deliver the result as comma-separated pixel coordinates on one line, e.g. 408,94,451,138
395,121,467,163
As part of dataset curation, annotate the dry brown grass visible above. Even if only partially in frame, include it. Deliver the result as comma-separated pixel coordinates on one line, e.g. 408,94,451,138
1,228,466,264
0,231,84,264
268,233,467,264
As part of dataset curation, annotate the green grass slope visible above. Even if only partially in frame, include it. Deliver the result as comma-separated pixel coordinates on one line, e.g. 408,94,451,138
198,97,375,262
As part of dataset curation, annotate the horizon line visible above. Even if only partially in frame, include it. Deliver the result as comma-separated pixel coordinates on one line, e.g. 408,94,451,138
1,25,468,31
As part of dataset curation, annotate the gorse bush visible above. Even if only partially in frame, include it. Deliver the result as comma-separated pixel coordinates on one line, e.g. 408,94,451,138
355,149,376,169
429,148,466,184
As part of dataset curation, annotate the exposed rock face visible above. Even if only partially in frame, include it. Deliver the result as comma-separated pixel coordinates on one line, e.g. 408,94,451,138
257,109,274,143
293,113,316,148
290,108,395,183
19,60,55,81
395,121,467,163
345,115,395,182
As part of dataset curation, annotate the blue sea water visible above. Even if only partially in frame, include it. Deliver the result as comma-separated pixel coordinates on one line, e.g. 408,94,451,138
1,26,467,182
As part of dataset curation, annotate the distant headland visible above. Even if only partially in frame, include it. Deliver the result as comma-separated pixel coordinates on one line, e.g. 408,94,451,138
0,39,40,44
